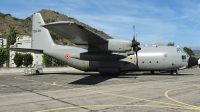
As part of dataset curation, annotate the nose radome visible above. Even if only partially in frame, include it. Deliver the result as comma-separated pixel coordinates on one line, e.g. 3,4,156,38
188,57,198,68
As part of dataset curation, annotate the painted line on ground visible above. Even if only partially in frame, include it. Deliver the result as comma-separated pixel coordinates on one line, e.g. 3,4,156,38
14,77,183,107
35,104,198,112
164,85,200,110
14,77,200,111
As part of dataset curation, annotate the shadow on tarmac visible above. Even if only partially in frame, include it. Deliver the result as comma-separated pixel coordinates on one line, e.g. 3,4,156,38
24,72,194,85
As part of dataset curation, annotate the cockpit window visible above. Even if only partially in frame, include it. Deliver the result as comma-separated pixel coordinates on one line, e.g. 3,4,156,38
177,48,190,57
177,48,184,53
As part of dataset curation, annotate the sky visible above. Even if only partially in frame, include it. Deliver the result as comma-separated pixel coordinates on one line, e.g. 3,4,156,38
0,0,200,49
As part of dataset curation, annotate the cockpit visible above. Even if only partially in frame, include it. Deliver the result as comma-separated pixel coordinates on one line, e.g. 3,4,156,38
177,48,198,68
177,48,190,57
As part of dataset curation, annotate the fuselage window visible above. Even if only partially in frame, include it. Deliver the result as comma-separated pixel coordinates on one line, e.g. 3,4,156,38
181,49,190,57
157,61,158,63
182,55,186,62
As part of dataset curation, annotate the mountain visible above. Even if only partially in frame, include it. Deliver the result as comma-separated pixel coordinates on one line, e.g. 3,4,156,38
0,9,112,45
193,50,200,53
190,46,200,51
0,13,31,36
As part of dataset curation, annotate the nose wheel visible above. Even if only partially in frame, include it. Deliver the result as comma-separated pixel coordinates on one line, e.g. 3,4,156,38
170,70,178,75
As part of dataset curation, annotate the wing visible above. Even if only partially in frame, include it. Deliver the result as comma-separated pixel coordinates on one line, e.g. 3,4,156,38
43,21,112,50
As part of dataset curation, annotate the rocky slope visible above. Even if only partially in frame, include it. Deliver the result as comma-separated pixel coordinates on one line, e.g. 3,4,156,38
0,9,112,45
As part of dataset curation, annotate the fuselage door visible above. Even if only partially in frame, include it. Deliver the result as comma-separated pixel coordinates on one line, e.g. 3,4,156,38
163,53,176,70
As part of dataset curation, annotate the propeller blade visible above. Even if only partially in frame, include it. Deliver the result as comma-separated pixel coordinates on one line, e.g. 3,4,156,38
132,25,140,48
133,25,135,40
135,49,139,68
131,25,141,68
136,47,141,51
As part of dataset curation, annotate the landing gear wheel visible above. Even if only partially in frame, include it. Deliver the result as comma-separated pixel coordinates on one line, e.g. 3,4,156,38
170,70,178,75
36,70,40,74
151,71,154,74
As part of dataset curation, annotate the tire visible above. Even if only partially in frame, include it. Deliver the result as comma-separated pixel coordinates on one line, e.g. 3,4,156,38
36,70,40,74
170,70,178,75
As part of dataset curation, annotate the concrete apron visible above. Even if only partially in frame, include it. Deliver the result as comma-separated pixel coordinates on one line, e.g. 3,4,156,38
0,67,83,74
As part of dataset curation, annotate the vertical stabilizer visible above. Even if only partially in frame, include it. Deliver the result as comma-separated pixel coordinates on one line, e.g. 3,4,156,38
32,13,54,50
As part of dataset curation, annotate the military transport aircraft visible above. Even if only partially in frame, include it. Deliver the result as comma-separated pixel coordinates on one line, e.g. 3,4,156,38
10,13,198,75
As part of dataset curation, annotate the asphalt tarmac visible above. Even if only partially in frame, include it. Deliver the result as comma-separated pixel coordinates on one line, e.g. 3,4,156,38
0,69,200,112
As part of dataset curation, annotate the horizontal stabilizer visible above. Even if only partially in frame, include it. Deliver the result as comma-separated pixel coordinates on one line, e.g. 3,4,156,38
8,48,43,53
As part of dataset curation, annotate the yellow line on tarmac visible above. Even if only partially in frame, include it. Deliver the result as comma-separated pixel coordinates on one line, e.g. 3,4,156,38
14,77,199,111
35,104,200,112
52,84,192,108
40,81,183,107
193,84,200,87
164,85,200,110
15,77,40,83
52,82,57,85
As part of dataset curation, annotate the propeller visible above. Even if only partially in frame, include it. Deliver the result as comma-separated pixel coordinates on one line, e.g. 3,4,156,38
132,25,140,48
132,25,141,67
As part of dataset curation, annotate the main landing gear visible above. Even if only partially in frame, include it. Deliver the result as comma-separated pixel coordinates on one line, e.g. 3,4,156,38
99,72,121,76
150,71,154,74
150,70,178,75
170,70,178,75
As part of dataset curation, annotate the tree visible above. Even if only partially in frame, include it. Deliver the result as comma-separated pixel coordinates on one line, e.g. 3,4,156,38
167,42,174,46
7,25,17,47
183,47,195,56
42,54,52,67
54,59,66,67
13,53,24,67
42,54,67,67
0,47,9,67
23,53,33,67
6,25,17,67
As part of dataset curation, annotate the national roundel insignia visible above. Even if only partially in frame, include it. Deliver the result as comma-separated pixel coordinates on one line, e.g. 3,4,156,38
65,54,70,59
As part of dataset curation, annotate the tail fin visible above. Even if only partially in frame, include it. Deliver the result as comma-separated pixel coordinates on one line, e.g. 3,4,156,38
31,13,54,50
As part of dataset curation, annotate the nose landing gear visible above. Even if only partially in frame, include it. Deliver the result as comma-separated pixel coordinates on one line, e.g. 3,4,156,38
170,70,178,75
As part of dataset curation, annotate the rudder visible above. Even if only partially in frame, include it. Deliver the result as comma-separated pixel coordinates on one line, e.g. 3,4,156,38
31,13,54,50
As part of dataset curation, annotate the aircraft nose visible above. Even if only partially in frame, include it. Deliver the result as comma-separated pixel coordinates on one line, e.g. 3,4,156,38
188,57,198,68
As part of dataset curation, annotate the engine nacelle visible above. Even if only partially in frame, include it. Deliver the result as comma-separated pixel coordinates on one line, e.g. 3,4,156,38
98,39,132,52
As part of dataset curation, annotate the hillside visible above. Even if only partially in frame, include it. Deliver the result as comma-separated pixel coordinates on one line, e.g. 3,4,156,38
193,50,200,53
0,13,31,36
194,51,200,59
0,9,112,45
